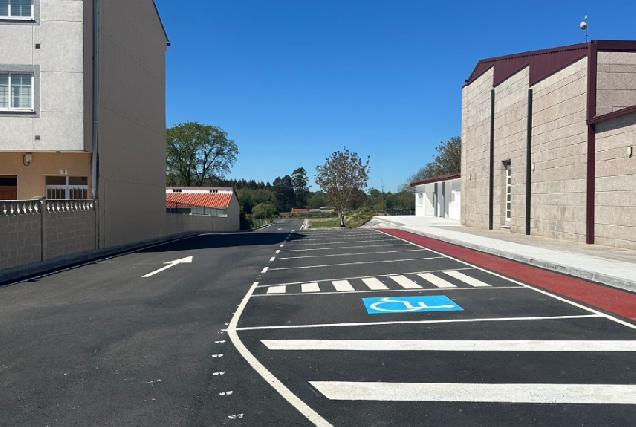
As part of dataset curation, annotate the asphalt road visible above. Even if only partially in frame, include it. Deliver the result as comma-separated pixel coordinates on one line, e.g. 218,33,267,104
2,219,636,426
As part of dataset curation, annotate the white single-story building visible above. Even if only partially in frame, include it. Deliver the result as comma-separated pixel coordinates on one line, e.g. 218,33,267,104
410,173,461,220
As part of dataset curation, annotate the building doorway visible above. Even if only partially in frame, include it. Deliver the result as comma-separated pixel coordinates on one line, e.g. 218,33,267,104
0,176,18,200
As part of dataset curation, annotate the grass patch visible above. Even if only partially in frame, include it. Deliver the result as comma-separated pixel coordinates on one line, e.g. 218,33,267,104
307,209,374,228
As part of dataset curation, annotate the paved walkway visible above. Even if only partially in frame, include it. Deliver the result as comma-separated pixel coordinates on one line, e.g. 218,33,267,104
367,216,636,293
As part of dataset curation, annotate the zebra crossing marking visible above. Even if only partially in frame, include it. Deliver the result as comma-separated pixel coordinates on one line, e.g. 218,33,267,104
302,282,320,293
444,270,490,287
361,277,388,290
333,280,355,292
418,273,456,288
264,270,507,295
388,275,422,289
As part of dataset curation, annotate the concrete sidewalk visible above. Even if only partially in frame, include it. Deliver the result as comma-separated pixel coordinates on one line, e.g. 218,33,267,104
367,216,636,293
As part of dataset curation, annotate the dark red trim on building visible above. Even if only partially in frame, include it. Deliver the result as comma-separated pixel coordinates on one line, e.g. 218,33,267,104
464,43,588,87
409,172,461,187
585,42,598,245
588,104,636,125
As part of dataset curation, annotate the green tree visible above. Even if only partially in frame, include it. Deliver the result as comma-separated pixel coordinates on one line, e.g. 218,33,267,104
307,192,326,209
315,148,370,227
252,203,277,219
291,167,310,208
166,122,239,186
273,175,295,213
404,136,461,190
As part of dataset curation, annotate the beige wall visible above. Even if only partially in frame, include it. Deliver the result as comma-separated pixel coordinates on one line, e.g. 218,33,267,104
493,67,529,232
531,57,588,242
597,52,636,116
595,111,636,249
96,0,168,248
0,0,87,152
226,194,241,231
461,67,494,228
0,152,92,199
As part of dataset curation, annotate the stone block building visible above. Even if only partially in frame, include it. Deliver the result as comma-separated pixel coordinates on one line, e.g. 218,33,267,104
461,40,636,249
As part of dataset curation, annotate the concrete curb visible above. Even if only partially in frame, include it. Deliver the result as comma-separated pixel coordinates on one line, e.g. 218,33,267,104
0,231,203,286
386,226,636,294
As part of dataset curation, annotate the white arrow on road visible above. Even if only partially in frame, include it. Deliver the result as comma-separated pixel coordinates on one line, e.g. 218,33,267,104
142,256,193,277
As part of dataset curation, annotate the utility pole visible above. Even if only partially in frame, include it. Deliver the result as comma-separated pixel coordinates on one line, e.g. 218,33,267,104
380,178,384,214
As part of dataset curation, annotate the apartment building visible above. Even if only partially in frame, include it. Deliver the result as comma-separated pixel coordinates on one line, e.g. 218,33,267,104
0,0,169,247
462,40,636,249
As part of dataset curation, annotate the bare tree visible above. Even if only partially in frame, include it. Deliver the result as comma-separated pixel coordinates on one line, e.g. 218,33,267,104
316,148,370,227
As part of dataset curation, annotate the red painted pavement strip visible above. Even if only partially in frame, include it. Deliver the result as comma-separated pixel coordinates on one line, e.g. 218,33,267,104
380,228,636,323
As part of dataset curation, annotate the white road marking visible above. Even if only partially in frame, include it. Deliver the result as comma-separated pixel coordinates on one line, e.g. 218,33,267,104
418,273,456,288
219,391,234,396
388,275,421,289
212,354,224,358
254,267,475,288
228,284,333,426
311,382,636,404
262,339,636,352
286,244,412,252
227,314,602,332
290,239,391,246
213,372,225,376
276,250,280,254
269,257,276,262
261,267,269,273
332,280,355,292
268,257,444,271
361,277,388,290
280,244,284,247
278,249,425,260
375,230,636,331
253,286,522,298
302,283,320,293
267,286,287,294
444,270,490,287
142,256,193,277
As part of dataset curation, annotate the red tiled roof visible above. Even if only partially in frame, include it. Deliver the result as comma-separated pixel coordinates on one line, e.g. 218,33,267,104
291,208,308,213
410,172,461,187
166,193,233,208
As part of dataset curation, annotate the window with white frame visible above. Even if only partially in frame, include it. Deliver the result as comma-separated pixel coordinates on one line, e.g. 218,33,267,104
0,73,34,111
0,0,34,19
45,176,89,200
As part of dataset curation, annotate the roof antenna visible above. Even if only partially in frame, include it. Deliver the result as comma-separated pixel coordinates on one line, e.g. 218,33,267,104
580,14,588,43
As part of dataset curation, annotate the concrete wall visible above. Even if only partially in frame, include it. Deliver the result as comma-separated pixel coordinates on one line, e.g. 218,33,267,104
461,68,494,228
531,57,588,242
597,52,636,116
0,152,91,199
594,111,636,249
493,67,529,232
462,58,588,242
44,209,96,260
0,0,86,152
96,0,168,248
0,212,41,270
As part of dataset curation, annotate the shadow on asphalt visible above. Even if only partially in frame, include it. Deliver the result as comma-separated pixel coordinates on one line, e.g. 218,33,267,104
138,232,307,253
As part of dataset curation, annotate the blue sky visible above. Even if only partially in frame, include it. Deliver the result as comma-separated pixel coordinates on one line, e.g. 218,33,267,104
154,0,635,192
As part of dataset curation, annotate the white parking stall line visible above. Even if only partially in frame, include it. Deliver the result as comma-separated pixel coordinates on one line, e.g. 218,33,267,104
302,283,320,293
361,277,389,290
444,270,491,287
268,257,444,271
332,280,355,292
278,249,425,260
418,273,457,288
388,275,422,289
261,339,636,352
267,286,287,294
309,382,636,404
227,314,603,332
285,244,414,252
291,239,393,246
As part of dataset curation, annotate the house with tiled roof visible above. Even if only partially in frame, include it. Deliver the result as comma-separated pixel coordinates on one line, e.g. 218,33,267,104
166,188,239,231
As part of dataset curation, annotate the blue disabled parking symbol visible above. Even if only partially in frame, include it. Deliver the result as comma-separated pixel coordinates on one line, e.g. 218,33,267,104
362,296,463,314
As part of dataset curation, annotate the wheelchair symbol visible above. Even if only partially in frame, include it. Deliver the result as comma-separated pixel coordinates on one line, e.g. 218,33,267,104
369,297,456,313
